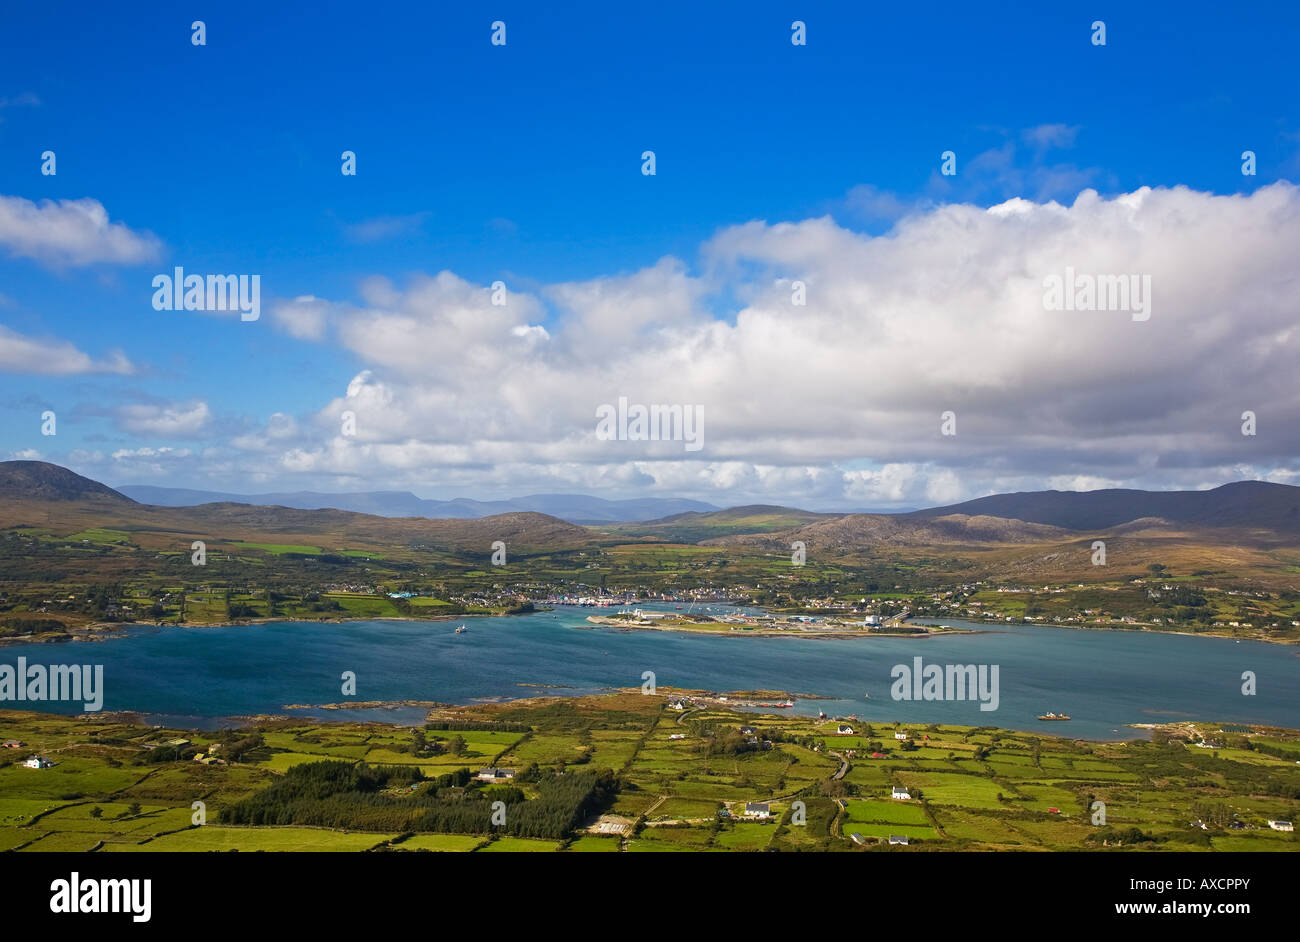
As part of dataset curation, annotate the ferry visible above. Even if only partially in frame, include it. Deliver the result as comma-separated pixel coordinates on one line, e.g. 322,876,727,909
1037,712,1071,721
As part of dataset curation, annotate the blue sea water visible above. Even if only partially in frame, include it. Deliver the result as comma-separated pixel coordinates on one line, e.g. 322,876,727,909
2,604,1297,738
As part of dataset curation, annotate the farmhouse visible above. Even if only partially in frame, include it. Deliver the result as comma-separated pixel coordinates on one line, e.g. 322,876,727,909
2,739,24,748
894,731,910,740
739,726,757,735
888,835,909,845
851,833,867,845
476,767,516,781
891,786,911,800
1267,820,1294,832
744,802,771,819
837,725,854,735
24,756,53,769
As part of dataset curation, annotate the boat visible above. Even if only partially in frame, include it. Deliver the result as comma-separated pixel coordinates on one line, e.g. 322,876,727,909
1037,712,1070,721
455,624,468,634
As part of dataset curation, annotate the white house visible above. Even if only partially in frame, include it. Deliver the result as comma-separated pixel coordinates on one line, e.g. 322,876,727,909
891,786,911,800
744,802,771,819
476,767,515,781
23,756,53,769
668,733,686,740
888,834,909,845
1267,819,1294,832
837,725,854,735
894,731,909,740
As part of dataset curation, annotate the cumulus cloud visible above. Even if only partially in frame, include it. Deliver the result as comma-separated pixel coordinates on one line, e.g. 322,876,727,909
0,195,162,267
115,182,1300,508
0,325,134,375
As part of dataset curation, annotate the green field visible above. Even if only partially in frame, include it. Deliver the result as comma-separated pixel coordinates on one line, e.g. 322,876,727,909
0,697,1295,853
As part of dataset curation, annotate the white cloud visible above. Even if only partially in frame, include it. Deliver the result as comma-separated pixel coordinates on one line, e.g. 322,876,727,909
270,295,333,340
136,182,1300,507
115,401,211,437
0,195,161,267
0,325,134,375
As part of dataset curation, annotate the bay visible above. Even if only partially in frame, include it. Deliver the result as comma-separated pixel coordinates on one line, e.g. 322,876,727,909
1,603,1297,739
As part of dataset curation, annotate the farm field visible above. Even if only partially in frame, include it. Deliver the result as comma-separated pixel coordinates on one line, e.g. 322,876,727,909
0,694,1295,852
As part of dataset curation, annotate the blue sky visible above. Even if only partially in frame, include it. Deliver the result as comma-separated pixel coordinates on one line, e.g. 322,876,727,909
1,2,1298,508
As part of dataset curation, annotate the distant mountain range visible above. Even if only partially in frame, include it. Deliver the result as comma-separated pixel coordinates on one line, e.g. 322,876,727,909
906,481,1300,533
116,484,719,525
0,462,1297,542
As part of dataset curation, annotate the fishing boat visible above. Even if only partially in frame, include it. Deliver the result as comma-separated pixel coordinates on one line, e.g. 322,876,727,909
455,624,468,634
1037,712,1070,721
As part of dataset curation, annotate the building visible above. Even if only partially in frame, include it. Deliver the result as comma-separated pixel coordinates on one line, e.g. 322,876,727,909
1267,820,1294,832
837,724,854,735
476,767,516,781
888,835,909,845
2,739,24,749
744,802,771,819
891,786,911,800
894,731,909,740
24,756,53,769
668,733,686,740
850,832,867,845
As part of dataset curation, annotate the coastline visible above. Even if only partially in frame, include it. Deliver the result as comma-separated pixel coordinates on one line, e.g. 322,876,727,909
11,689,1297,746
3,603,1296,647
582,614,968,640
0,608,512,647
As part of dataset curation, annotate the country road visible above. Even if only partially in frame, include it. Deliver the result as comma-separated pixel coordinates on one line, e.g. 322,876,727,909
830,751,850,780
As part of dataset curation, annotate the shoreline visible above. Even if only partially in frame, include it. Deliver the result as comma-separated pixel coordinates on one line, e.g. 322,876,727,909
8,689,1293,745
0,608,516,647
582,614,967,640
2,604,1295,648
